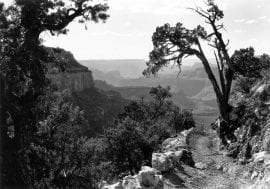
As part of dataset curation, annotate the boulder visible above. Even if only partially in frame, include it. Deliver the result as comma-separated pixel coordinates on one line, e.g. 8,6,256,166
162,136,187,152
164,150,184,162
152,153,173,172
152,149,193,172
122,175,142,189
120,166,163,189
161,128,193,152
138,166,162,188
251,80,270,97
253,151,270,163
103,182,123,189
248,169,270,189
104,129,195,188
251,171,259,180
195,162,207,170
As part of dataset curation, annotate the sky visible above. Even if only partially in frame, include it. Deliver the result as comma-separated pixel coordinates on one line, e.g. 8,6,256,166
4,0,270,60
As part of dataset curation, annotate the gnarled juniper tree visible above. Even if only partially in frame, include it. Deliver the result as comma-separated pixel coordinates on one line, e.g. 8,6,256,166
144,0,236,144
0,0,109,187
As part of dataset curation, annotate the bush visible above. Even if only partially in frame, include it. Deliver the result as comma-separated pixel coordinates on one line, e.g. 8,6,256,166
103,86,195,176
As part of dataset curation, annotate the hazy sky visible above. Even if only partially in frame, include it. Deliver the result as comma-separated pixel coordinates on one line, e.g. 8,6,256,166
5,0,270,60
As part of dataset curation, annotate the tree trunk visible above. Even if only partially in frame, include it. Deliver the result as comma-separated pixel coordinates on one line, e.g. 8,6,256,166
195,50,235,146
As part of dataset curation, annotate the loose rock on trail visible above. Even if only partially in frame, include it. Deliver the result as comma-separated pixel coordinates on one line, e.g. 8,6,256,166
163,127,252,189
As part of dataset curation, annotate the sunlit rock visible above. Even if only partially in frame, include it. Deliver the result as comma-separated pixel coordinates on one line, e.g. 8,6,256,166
122,175,142,189
120,166,163,189
152,153,173,172
195,162,207,170
103,182,123,189
254,151,270,163
138,166,162,188
105,129,194,188
162,137,187,152
251,171,259,180
216,164,223,171
161,128,193,152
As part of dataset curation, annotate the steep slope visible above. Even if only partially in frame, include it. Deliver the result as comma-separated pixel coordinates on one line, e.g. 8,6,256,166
47,47,94,91
47,47,127,136
71,88,126,136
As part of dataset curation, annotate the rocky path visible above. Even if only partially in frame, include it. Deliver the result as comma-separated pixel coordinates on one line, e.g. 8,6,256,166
187,129,253,189
163,130,251,189
189,132,247,189
103,127,253,189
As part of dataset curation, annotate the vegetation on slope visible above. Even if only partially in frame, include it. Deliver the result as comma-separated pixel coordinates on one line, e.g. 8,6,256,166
227,68,270,160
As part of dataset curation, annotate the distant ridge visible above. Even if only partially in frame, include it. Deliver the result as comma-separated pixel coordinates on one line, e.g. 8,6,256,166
79,59,146,78
79,58,217,78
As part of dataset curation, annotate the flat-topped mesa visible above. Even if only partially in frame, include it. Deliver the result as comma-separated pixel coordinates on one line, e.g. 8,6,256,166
46,47,94,92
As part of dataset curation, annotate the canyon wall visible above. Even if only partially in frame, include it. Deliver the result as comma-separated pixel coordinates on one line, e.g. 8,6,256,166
49,70,94,92
46,47,95,92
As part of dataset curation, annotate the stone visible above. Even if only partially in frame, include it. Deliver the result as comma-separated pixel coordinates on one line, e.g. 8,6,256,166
216,164,223,171
161,128,193,152
181,127,194,137
119,166,163,189
162,136,187,152
164,150,184,162
253,151,270,163
152,153,172,172
247,169,270,189
195,162,207,170
256,84,267,95
251,171,259,180
104,128,195,189
122,175,142,189
138,166,162,188
222,167,228,172
103,182,123,189
152,149,192,172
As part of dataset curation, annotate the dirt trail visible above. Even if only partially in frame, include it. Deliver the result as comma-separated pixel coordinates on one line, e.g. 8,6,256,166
163,130,251,189
189,132,249,189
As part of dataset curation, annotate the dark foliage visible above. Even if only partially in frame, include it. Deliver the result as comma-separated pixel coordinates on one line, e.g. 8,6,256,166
231,47,270,78
71,88,127,136
104,86,195,176
1,0,109,187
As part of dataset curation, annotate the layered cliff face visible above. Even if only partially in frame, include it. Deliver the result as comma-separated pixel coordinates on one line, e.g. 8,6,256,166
46,47,95,92
46,47,126,136
49,71,94,92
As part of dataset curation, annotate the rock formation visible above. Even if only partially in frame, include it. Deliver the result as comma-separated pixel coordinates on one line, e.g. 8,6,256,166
102,128,194,189
239,79,270,188
49,71,94,92
46,47,95,92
